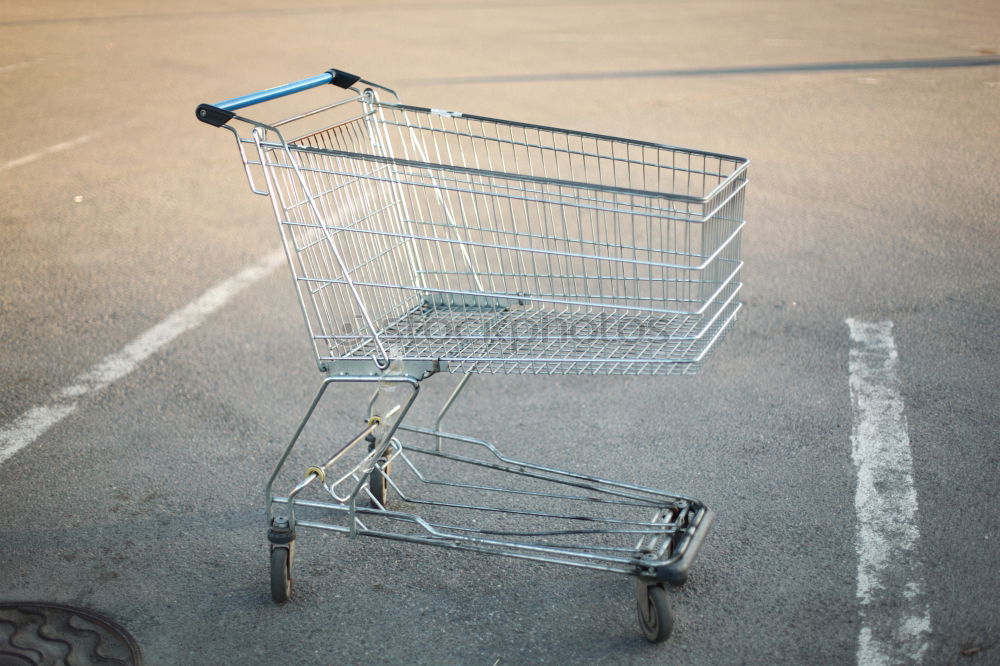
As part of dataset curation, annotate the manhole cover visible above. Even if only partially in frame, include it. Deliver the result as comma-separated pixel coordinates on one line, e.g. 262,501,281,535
0,602,141,666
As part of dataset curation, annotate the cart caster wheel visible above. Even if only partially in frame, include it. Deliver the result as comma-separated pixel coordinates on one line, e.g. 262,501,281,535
369,458,390,506
270,545,292,604
636,580,673,643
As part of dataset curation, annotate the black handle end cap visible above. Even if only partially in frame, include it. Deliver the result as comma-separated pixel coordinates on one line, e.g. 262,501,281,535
196,103,235,127
327,69,361,89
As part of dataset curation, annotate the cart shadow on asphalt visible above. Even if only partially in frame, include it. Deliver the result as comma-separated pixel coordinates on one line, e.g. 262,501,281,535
407,55,1000,86
3,504,694,661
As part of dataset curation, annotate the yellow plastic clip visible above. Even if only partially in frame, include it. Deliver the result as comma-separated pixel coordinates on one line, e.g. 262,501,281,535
306,466,326,483
367,415,382,427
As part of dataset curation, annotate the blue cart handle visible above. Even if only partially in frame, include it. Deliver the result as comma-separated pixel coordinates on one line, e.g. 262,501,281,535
196,69,361,127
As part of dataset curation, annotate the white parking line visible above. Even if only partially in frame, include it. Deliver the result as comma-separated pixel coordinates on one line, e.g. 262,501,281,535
0,60,38,74
1,133,99,171
0,251,285,466
847,319,931,665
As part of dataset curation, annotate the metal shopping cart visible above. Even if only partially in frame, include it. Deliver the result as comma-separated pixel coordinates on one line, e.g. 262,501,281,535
196,68,748,643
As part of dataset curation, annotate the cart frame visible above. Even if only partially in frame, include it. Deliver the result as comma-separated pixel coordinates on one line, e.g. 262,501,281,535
197,68,746,643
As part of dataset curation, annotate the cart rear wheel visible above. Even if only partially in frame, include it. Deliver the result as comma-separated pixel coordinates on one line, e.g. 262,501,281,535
636,581,673,643
369,458,390,506
270,546,292,604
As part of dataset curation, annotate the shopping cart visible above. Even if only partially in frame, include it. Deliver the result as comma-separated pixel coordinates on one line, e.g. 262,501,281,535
196,68,748,643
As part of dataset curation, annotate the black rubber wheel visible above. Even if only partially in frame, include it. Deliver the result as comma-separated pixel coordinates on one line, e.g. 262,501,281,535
270,546,292,604
369,457,390,506
636,581,673,643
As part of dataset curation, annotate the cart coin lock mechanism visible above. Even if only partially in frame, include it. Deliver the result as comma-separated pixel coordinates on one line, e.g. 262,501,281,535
196,68,748,643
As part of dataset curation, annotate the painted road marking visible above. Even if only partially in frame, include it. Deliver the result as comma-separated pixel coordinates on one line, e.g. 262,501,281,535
1,133,99,171
847,319,931,665
0,59,43,74
0,251,285,466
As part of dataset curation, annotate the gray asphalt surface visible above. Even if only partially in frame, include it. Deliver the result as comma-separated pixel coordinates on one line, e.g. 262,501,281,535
2,1,999,664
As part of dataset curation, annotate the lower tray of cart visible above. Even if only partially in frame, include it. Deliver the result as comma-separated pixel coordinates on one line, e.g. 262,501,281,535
273,424,713,582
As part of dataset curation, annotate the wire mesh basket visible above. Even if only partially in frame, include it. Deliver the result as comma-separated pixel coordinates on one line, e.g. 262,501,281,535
197,68,747,643
232,84,747,376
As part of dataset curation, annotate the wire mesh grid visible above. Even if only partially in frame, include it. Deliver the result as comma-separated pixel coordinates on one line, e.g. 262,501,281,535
253,92,748,375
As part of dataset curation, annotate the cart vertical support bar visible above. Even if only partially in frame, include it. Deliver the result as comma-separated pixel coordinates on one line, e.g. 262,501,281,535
434,374,472,451
266,376,337,524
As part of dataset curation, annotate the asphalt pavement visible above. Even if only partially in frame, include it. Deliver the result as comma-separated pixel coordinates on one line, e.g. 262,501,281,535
2,1,998,664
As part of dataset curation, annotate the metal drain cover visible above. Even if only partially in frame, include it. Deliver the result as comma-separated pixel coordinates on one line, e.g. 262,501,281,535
0,602,142,666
